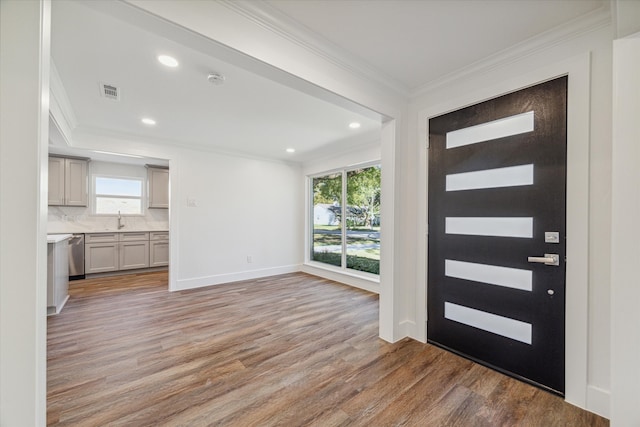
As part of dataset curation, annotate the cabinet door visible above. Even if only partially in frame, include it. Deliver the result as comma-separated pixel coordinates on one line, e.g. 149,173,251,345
149,240,169,267
64,158,88,206
48,157,65,206
85,243,118,273
148,168,169,209
119,241,149,270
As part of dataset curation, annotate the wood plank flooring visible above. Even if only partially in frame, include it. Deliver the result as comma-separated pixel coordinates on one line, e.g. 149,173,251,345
47,272,608,426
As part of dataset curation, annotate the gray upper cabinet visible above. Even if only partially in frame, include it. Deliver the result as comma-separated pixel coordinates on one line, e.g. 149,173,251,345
48,156,88,206
48,157,66,205
147,166,169,209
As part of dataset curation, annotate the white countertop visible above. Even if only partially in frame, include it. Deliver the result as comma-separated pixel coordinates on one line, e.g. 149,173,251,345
47,234,73,244
83,229,169,234
47,226,169,234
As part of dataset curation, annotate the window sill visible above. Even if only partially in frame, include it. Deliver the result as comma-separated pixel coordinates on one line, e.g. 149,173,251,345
302,261,380,294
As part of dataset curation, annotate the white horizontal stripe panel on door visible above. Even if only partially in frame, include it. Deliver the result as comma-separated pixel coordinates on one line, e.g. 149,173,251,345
445,259,532,291
445,302,532,344
445,217,533,238
446,111,534,149
446,164,534,192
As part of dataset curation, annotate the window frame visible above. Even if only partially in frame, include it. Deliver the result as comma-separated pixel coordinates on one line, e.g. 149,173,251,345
91,173,145,216
307,160,381,278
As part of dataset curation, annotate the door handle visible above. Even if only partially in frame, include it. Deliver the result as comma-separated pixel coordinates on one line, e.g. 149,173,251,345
528,254,559,266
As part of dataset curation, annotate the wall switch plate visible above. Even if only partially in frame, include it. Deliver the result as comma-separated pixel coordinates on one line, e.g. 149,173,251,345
545,231,560,243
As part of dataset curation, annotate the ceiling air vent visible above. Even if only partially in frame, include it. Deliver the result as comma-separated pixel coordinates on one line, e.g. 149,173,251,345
99,82,120,101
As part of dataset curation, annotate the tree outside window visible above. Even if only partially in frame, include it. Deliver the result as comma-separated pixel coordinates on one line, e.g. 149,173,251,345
311,164,380,275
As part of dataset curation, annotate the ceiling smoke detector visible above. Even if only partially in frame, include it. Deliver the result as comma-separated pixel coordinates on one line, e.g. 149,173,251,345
207,72,225,86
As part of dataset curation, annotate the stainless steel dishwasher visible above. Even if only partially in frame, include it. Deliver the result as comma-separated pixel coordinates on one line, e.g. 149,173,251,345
68,234,85,280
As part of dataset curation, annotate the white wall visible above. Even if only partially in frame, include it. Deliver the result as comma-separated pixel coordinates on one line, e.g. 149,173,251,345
3,0,630,423
126,0,408,344
172,147,303,290
407,22,613,416
610,34,640,427
66,131,304,291
0,0,50,424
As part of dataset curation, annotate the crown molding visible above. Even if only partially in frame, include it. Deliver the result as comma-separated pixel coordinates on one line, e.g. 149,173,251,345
72,124,381,167
218,0,410,99
71,125,303,166
411,5,612,98
49,60,78,143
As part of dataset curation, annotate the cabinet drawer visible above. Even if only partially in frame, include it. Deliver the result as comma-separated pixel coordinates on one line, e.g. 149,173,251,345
150,231,169,241
120,232,149,242
85,233,118,243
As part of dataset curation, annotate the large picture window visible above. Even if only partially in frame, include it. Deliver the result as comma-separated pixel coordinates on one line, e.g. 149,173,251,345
310,164,380,275
94,176,143,215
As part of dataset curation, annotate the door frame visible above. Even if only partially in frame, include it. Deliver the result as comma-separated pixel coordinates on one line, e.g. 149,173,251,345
416,53,591,408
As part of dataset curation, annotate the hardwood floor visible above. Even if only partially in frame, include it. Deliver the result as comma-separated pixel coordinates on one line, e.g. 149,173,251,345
47,272,608,426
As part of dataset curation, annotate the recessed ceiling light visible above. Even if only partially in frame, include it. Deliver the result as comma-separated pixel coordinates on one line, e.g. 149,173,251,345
286,148,296,153
141,118,156,126
157,55,179,68
349,122,361,129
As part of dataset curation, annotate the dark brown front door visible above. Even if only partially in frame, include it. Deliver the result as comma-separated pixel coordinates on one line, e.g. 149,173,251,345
427,77,567,394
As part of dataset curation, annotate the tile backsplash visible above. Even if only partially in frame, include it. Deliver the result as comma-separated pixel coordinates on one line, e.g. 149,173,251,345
48,206,169,233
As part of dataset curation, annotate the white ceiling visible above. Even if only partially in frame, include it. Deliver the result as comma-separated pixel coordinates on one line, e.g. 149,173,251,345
50,0,608,164
50,0,382,164
264,0,607,92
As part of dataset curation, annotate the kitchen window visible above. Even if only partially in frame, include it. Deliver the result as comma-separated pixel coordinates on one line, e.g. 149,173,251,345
93,175,143,215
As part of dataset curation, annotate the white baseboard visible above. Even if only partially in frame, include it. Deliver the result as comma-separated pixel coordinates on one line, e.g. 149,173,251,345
173,264,301,291
586,385,610,419
399,319,416,340
301,263,380,294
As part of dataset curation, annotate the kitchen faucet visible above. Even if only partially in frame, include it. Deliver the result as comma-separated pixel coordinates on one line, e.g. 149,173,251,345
117,210,125,229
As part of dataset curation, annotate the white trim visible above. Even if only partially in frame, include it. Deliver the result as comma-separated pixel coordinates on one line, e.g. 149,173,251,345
586,385,610,419
306,163,381,279
218,0,409,97
378,120,397,342
173,264,301,291
412,6,609,97
49,60,77,141
417,52,592,409
399,319,416,338
301,263,380,295
610,35,640,426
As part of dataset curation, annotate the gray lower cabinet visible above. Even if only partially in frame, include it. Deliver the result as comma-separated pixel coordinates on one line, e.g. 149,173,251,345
149,240,169,267
85,242,119,273
120,240,150,270
85,232,154,273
